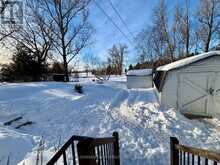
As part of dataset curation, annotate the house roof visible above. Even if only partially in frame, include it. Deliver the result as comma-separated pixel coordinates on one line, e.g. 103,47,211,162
154,51,220,92
126,69,152,76
157,51,220,71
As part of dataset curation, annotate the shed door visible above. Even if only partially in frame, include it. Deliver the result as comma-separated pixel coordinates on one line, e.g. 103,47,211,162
213,72,220,114
178,72,214,116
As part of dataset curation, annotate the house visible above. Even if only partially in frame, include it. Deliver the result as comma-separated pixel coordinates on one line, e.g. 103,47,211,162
126,69,152,89
153,51,220,117
72,71,93,78
133,61,154,69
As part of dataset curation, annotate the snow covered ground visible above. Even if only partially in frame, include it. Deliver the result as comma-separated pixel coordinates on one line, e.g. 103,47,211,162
0,76,220,164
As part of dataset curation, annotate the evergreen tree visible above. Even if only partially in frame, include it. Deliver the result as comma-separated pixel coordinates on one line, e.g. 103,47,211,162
2,45,48,82
128,64,133,70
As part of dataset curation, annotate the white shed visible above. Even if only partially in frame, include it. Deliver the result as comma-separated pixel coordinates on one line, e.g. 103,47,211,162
153,51,220,117
126,69,152,89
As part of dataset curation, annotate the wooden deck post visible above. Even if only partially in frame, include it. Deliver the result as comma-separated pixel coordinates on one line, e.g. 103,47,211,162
113,132,120,165
77,139,96,165
170,137,179,165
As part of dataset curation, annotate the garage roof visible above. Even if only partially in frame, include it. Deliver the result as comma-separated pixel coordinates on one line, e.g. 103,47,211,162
157,51,220,71
126,69,152,76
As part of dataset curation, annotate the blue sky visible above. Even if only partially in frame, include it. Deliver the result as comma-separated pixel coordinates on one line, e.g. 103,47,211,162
81,0,199,66
85,0,156,65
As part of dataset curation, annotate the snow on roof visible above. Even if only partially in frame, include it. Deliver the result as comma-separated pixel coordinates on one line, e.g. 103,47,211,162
157,51,220,71
126,69,152,76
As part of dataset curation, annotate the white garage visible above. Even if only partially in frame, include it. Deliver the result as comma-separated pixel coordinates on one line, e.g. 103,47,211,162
153,51,220,117
126,69,152,89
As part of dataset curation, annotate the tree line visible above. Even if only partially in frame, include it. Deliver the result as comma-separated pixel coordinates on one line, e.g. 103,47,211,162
136,0,220,64
83,44,128,77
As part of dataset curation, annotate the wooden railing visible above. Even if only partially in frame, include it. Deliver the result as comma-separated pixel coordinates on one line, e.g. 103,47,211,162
170,137,220,165
47,132,120,165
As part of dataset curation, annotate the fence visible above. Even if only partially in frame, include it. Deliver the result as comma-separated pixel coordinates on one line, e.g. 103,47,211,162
170,137,220,165
46,132,120,165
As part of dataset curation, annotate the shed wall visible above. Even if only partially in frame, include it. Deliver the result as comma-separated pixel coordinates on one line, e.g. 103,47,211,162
127,76,152,89
161,72,178,109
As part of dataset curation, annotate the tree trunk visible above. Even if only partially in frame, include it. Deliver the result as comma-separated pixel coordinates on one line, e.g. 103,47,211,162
63,54,69,82
58,1,69,82
37,57,43,81
205,24,213,52
186,21,190,56
205,32,211,52
204,0,214,52
61,31,69,82
185,0,190,56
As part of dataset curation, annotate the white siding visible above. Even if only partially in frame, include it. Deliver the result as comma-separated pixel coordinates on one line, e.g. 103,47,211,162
127,76,152,89
161,71,178,109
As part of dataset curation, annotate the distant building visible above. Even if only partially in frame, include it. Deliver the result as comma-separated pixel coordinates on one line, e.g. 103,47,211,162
133,61,153,69
71,71,93,78
126,69,152,89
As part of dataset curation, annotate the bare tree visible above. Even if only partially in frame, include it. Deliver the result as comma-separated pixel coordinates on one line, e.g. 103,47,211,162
136,13,173,63
151,0,174,61
107,44,128,75
181,0,190,56
171,0,191,58
0,0,19,42
83,53,99,71
171,4,182,58
86,55,111,81
135,28,155,63
7,0,54,79
0,25,16,42
40,0,93,81
197,0,220,52
136,0,194,63
94,62,111,81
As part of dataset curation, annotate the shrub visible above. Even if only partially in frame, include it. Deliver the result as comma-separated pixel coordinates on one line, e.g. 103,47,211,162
75,84,83,94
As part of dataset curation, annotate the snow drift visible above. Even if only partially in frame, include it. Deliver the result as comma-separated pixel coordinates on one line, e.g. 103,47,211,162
0,78,220,164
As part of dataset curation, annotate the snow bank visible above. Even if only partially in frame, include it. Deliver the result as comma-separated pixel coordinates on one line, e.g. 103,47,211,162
157,51,220,71
0,79,220,164
127,69,152,76
0,127,35,164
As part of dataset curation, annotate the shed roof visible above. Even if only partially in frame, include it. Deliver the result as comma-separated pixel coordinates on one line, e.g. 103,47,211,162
157,51,220,71
126,69,152,76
